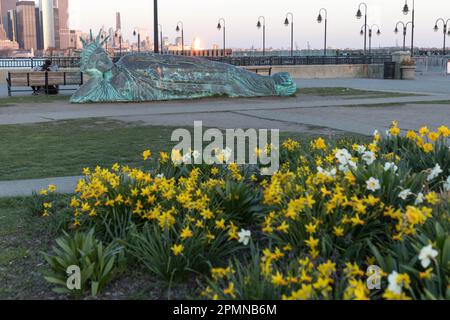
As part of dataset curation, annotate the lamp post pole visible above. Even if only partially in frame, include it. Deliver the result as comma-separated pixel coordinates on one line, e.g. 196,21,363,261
158,24,163,54
153,0,159,53
364,24,380,54
356,3,368,55
317,8,328,56
133,28,141,52
395,21,412,51
402,0,415,57
176,21,184,55
284,12,294,56
257,16,266,56
434,19,450,55
217,18,226,56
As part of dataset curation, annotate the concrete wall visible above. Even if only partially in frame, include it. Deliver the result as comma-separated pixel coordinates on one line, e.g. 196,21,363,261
0,64,385,85
271,64,384,79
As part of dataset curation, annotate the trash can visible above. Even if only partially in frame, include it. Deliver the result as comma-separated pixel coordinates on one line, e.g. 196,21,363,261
384,61,396,79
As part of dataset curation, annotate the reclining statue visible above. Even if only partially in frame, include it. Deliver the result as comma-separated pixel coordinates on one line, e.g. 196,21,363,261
70,31,297,103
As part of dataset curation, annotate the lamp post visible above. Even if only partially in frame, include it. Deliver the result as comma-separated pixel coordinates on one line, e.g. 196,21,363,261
356,2,368,55
402,0,415,57
115,32,122,56
256,16,266,56
362,24,381,55
395,21,412,51
317,8,328,56
154,0,159,53
158,24,163,54
176,21,184,55
284,12,294,56
433,18,450,55
217,18,226,56
133,28,141,52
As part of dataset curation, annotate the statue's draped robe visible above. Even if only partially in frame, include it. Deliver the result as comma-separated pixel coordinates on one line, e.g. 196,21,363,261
71,53,296,103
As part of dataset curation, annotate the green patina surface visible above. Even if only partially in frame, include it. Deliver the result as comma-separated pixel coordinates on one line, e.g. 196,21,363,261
71,31,297,103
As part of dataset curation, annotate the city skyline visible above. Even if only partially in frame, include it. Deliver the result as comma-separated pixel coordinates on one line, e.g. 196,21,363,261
68,0,450,50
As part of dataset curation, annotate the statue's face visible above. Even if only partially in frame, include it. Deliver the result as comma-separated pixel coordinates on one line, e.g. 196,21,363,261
80,45,113,78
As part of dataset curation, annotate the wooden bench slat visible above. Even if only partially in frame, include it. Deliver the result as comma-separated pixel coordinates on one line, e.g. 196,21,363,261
7,71,84,95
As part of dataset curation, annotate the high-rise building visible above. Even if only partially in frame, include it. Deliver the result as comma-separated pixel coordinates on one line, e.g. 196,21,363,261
6,9,17,41
116,12,121,31
16,1,37,50
53,6,59,48
35,7,43,49
39,0,55,50
55,0,69,49
1,0,16,40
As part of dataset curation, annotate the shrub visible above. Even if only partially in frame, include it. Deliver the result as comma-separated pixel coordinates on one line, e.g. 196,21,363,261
43,229,123,298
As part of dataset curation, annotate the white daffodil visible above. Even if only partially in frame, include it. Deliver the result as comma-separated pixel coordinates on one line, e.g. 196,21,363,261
335,149,352,165
182,153,192,165
357,145,366,155
415,192,425,205
362,151,376,165
366,177,381,192
387,271,402,295
398,189,413,200
384,162,398,173
156,173,165,180
192,150,202,162
223,148,233,163
419,245,438,268
444,176,450,192
238,229,251,246
427,164,443,182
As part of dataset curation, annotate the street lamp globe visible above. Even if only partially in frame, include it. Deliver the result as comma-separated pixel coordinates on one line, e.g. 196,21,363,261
360,29,364,36
317,14,322,23
284,17,289,26
257,21,262,29
217,22,222,30
394,27,399,34
377,30,381,36
403,4,410,15
133,30,137,36
176,25,180,32
356,9,362,19
434,25,439,32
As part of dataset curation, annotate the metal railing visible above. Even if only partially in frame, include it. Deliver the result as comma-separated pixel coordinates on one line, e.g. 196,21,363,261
207,55,392,66
0,55,392,69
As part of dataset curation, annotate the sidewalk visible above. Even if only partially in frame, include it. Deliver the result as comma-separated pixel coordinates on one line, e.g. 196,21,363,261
0,176,81,197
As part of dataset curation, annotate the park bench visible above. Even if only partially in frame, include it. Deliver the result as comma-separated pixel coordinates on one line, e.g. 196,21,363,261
6,71,84,96
243,66,273,76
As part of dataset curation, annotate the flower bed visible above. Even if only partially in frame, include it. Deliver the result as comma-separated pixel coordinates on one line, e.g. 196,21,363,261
37,122,450,300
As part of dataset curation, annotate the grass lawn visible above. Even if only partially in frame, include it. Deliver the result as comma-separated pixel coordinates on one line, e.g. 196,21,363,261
0,197,197,300
0,94,70,107
0,118,357,182
297,87,419,99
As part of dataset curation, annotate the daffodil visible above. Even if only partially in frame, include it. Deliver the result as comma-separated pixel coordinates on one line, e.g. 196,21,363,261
366,177,381,192
142,150,152,161
238,229,251,246
418,245,438,268
171,244,184,256
427,164,443,181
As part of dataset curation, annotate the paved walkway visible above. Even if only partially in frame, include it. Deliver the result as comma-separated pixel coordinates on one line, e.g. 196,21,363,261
0,176,81,198
295,74,450,95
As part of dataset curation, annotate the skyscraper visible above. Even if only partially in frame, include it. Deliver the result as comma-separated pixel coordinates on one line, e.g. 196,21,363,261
16,1,37,50
116,12,121,31
39,0,55,50
0,0,16,40
55,0,70,49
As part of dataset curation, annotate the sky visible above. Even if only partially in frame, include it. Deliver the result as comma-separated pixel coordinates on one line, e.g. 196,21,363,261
67,0,450,50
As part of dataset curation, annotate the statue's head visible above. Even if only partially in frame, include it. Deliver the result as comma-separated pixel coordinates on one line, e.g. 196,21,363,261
80,30,113,78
